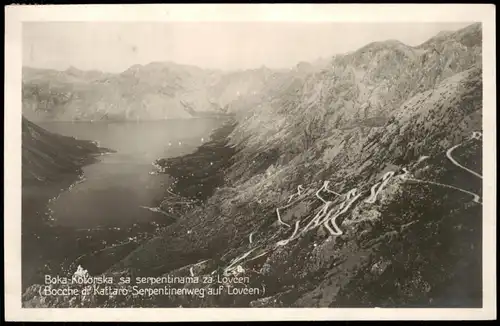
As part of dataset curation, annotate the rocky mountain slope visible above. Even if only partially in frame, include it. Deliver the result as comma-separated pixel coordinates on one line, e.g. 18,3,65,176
22,23,483,308
22,116,110,287
22,63,274,122
22,117,108,185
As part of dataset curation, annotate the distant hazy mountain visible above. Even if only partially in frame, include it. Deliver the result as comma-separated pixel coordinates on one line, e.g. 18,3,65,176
23,23,484,308
22,62,274,122
109,22,483,307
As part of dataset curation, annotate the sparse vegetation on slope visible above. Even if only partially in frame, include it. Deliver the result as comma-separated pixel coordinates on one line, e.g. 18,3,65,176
22,23,483,308
22,63,274,122
22,116,112,287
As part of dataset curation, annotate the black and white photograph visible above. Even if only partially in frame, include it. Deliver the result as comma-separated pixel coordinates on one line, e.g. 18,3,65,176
4,4,496,322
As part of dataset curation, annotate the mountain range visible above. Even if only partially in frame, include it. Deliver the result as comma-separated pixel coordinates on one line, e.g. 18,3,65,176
22,62,277,121
22,22,484,308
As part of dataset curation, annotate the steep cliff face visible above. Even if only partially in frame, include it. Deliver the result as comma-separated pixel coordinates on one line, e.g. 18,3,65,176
228,22,481,160
22,63,273,122
22,117,108,185
22,116,110,288
22,23,483,308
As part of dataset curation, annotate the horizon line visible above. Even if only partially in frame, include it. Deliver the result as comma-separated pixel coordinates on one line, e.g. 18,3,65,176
22,22,479,75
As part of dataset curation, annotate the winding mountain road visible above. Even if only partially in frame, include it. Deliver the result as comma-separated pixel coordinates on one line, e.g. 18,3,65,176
315,182,330,204
365,182,381,204
221,134,483,275
324,181,341,196
446,144,482,179
365,171,394,204
303,201,332,232
276,208,292,228
277,220,301,246
223,248,257,276
276,185,312,228
139,205,173,217
323,189,362,236
399,139,483,203
403,177,482,204
287,185,305,203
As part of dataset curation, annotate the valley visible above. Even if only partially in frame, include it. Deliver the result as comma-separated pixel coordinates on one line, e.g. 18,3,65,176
21,22,483,308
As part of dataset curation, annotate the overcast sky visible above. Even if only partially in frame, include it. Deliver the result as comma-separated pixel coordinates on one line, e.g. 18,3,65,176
23,22,474,73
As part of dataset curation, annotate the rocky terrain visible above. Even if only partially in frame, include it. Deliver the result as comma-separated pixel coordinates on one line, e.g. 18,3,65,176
22,116,111,287
22,23,483,308
22,63,275,122
22,116,109,185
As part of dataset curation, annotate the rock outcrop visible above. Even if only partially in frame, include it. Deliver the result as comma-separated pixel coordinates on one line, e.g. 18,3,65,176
22,63,273,122
22,23,483,308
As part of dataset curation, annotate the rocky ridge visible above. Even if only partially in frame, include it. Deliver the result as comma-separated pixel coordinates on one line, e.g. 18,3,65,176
22,63,275,122
22,23,483,308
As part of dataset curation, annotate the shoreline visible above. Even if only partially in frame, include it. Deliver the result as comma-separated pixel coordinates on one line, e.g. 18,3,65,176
33,116,234,124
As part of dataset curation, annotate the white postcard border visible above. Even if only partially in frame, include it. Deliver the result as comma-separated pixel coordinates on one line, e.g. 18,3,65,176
4,4,496,321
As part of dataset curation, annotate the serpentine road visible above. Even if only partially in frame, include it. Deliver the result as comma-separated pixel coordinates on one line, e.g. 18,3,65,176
221,132,483,277
446,144,482,179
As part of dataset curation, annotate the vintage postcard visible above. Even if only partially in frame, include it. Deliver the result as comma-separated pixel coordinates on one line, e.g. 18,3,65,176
4,4,496,321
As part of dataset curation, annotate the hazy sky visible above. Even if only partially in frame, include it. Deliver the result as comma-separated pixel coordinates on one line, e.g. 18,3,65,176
23,22,474,73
